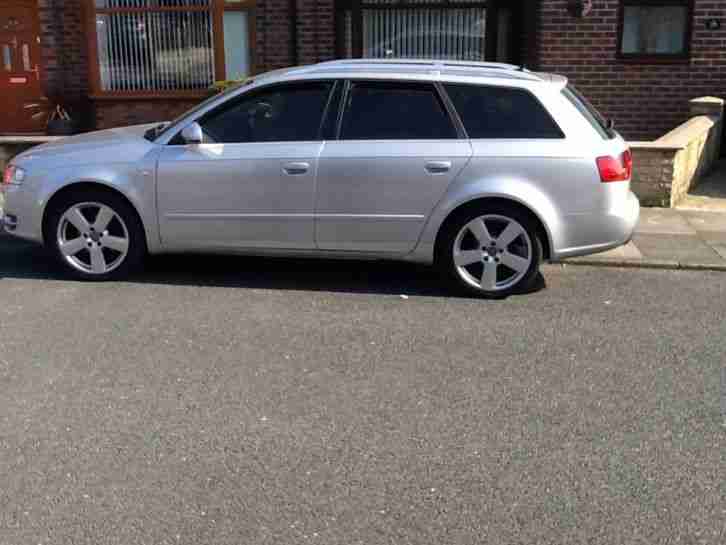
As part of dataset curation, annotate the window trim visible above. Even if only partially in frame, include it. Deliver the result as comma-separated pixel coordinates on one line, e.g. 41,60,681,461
84,0,257,99
335,79,462,141
616,0,694,63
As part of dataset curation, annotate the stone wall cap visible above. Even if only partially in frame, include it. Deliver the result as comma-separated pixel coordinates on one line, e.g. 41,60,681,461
629,141,684,151
655,115,715,147
689,96,724,105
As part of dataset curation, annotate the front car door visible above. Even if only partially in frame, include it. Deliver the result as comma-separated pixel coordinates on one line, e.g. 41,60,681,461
315,80,472,253
0,0,44,133
157,81,336,250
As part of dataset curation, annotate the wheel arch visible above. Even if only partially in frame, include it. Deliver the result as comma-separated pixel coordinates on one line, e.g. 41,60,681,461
433,196,553,261
41,181,148,251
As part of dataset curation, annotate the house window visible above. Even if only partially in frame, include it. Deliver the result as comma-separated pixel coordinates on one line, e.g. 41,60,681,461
222,1,255,81
89,0,255,96
619,1,692,59
338,0,488,62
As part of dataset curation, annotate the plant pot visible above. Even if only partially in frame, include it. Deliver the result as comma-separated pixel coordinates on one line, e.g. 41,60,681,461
46,119,77,136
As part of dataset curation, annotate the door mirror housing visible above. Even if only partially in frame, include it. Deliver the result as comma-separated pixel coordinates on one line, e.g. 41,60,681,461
181,122,203,145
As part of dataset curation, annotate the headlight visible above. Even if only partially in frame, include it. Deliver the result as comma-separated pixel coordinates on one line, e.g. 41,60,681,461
2,165,26,186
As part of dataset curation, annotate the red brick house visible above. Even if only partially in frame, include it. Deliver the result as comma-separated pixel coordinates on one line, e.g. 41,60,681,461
0,0,723,140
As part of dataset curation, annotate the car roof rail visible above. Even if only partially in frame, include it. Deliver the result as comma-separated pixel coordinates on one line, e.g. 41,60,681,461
313,58,543,81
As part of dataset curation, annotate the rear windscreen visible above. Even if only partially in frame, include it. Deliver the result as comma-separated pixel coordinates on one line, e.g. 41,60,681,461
562,85,614,140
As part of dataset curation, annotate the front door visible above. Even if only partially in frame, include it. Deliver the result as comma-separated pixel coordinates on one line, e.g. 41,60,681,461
157,81,335,250
0,0,44,133
316,80,472,253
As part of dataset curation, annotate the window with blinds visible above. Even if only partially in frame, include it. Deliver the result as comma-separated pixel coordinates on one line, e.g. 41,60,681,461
94,0,215,92
341,0,487,62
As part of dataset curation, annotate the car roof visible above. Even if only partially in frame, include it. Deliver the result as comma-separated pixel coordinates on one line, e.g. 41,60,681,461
253,59,568,89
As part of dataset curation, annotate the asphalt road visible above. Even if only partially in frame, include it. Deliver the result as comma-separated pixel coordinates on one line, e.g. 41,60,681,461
1,236,725,545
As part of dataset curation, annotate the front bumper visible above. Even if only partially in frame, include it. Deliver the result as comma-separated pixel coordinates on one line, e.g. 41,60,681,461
553,190,640,260
0,184,44,243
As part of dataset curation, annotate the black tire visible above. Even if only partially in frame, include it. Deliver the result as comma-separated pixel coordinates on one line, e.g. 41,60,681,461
44,188,146,281
436,203,543,298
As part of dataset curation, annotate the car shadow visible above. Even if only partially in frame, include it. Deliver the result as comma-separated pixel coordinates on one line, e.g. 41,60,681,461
0,235,546,298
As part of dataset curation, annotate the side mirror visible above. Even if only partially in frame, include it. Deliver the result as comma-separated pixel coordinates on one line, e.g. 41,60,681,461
181,122,203,145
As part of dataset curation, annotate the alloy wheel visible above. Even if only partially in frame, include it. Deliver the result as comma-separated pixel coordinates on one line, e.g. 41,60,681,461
452,214,533,292
56,202,130,275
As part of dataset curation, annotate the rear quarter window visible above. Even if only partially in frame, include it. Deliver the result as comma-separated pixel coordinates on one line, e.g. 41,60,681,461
443,83,565,139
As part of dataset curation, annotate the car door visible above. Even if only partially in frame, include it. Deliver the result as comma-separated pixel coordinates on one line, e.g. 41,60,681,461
315,80,472,253
156,80,335,250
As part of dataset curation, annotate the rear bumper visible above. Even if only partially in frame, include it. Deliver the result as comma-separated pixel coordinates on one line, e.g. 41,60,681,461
552,190,640,260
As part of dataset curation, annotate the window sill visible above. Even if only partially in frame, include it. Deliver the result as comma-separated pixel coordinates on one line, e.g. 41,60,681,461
89,91,214,101
616,54,691,65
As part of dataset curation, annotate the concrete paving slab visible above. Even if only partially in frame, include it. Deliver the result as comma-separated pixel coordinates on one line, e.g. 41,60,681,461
711,244,726,260
698,231,726,245
677,194,726,211
632,233,723,264
636,208,697,235
585,240,643,260
679,209,726,233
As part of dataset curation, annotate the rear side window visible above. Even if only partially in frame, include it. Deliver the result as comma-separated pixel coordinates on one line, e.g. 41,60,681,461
561,85,614,140
444,83,564,139
340,81,458,140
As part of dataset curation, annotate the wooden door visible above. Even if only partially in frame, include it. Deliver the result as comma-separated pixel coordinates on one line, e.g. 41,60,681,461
0,1,44,134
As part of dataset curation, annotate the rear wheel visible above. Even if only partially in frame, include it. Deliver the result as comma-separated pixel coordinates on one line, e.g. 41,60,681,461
45,189,146,280
437,204,543,297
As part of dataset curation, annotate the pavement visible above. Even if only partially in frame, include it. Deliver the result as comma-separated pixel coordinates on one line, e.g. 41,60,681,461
562,207,726,270
566,161,726,270
0,235,725,544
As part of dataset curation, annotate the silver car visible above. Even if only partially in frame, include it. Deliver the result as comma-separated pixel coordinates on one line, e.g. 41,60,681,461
1,59,639,296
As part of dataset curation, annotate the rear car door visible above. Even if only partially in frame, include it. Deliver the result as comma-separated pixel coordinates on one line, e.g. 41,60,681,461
315,80,471,253
157,81,335,250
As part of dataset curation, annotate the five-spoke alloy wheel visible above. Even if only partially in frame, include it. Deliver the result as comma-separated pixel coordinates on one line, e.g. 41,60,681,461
438,205,543,297
45,189,145,280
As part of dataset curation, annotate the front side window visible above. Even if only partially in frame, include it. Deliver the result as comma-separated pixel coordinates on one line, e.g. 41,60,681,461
619,1,691,58
197,82,333,143
444,84,564,139
340,81,457,140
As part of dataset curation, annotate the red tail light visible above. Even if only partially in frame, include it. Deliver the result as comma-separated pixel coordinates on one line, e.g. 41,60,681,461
596,149,632,183
2,165,13,186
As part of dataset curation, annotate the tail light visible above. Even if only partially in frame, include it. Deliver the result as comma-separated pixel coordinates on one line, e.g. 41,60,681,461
596,149,632,183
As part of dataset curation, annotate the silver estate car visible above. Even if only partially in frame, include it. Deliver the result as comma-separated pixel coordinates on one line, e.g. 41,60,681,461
1,59,639,296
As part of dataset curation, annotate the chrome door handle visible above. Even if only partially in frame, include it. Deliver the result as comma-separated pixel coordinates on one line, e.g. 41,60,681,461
425,161,452,174
283,162,310,175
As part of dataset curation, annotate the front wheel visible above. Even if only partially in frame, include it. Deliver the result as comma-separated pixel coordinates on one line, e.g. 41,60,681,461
45,189,146,281
437,205,543,297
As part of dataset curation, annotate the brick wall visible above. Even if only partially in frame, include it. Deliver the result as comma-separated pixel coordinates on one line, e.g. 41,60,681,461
94,99,203,130
255,0,295,71
37,0,90,125
295,0,336,64
535,0,726,141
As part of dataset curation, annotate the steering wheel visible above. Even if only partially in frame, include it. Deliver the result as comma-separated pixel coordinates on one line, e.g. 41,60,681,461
248,101,274,130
